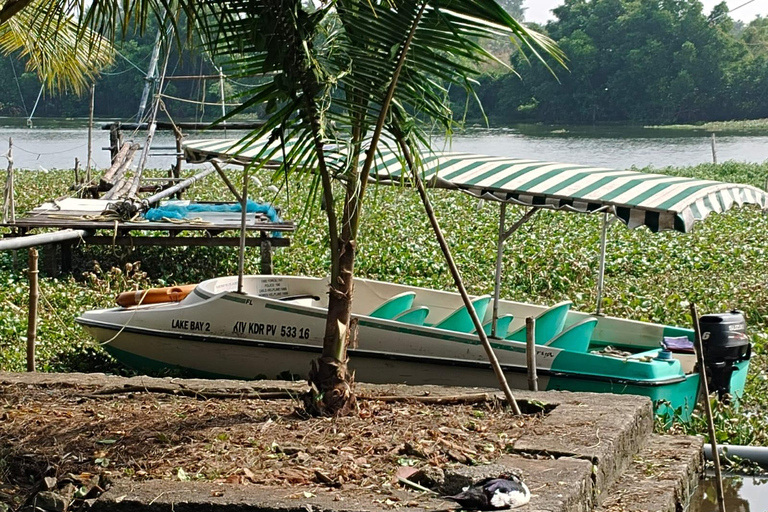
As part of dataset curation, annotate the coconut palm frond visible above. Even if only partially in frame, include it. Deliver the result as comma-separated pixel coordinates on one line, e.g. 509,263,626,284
0,1,114,94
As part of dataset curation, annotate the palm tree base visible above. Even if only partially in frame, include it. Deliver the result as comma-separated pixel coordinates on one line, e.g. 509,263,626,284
304,356,357,417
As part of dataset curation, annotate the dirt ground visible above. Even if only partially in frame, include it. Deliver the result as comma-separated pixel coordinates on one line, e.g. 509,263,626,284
0,379,547,510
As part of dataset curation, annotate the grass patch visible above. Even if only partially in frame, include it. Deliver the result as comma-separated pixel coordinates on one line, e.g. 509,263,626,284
645,118,768,134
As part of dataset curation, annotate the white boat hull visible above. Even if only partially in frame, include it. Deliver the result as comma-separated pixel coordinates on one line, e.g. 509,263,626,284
77,274,750,418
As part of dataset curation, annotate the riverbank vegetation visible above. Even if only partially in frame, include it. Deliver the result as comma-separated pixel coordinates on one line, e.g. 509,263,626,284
454,1,768,125
646,118,768,134
2,1,767,129
0,160,767,445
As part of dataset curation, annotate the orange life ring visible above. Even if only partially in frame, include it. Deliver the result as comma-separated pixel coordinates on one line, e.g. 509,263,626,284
116,284,197,308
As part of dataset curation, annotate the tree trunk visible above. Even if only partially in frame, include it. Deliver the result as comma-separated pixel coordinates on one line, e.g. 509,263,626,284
305,238,358,416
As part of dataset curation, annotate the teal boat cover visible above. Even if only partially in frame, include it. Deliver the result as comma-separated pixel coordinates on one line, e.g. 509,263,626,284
183,138,768,233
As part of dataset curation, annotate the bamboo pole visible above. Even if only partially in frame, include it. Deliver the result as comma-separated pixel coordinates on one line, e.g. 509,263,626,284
26,248,38,372
690,302,726,512
87,84,95,182
398,140,521,415
3,137,15,223
711,133,718,165
526,317,538,391
237,166,249,293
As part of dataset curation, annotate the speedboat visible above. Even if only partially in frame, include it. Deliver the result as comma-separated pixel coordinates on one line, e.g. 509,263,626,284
76,274,751,419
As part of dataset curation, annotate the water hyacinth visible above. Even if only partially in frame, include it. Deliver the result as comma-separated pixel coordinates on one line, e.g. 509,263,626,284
1,163,767,449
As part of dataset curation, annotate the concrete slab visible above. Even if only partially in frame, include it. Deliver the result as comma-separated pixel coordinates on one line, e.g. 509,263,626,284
93,456,594,512
595,434,704,512
0,372,688,512
512,391,655,505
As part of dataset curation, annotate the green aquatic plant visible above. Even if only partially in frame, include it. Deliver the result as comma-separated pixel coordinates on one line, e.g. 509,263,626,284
0,160,767,439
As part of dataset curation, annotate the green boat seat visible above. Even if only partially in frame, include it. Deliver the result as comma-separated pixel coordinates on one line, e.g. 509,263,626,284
544,317,598,353
477,314,514,338
505,300,572,344
434,295,492,333
368,291,416,319
394,306,430,326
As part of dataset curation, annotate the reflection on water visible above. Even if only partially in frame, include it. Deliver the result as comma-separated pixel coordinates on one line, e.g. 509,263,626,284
1,118,768,171
690,474,768,512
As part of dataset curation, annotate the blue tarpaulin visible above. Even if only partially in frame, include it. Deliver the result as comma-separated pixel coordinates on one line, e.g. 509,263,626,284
145,199,282,224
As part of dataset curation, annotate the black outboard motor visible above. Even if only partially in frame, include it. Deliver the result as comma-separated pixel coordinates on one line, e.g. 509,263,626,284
699,310,751,399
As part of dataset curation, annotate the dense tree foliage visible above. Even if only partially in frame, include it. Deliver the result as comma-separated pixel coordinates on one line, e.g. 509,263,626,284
455,0,768,125
2,0,765,127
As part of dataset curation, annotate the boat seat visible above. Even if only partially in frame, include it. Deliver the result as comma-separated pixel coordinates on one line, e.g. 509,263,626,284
368,291,416,319
544,317,598,353
394,306,430,326
505,301,572,344
476,314,515,338
433,295,492,333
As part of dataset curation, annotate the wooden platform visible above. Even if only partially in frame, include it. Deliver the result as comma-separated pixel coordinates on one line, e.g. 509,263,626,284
2,198,295,275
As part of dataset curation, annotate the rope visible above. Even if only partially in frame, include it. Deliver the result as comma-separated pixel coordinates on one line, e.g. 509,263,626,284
159,92,242,107
101,67,136,76
160,216,211,225
9,57,29,117
114,47,150,75
12,142,88,156
591,346,632,358
159,99,184,139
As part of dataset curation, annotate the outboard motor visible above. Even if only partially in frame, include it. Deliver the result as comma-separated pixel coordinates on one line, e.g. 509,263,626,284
699,310,751,399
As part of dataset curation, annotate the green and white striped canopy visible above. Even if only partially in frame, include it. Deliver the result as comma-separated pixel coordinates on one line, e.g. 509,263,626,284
184,138,768,233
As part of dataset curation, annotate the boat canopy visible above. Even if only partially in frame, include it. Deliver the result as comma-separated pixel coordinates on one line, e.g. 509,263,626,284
183,138,768,233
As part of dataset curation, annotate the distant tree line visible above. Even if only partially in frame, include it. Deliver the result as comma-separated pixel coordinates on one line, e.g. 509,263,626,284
453,0,768,125
1,0,765,126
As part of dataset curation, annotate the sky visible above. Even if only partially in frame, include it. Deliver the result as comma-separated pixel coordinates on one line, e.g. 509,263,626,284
524,0,767,25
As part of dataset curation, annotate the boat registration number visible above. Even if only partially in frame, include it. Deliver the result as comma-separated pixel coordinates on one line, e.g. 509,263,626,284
231,320,310,339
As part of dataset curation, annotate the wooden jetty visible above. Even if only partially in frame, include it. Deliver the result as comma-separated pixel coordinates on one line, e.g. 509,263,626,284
1,132,294,276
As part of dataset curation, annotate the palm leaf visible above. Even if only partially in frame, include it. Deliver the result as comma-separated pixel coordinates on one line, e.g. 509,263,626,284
0,0,113,94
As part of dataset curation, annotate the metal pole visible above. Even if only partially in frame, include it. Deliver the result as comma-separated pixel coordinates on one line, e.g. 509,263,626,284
0,229,94,251
26,248,38,372
596,211,609,315
87,84,95,182
144,167,216,205
526,317,538,391
690,303,727,512
491,206,537,335
26,85,43,128
491,202,507,337
237,166,249,294
219,67,227,136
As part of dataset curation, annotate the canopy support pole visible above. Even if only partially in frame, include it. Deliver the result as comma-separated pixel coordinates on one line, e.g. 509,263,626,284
491,205,538,336
237,166,249,294
595,212,613,316
491,203,507,338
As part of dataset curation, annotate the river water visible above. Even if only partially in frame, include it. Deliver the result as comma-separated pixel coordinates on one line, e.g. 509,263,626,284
691,474,768,511
1,117,768,170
